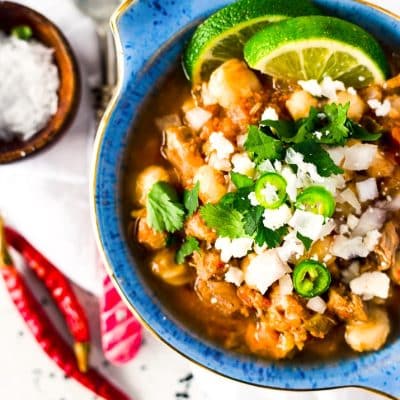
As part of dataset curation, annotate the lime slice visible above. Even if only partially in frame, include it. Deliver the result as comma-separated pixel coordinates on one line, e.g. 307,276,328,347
183,0,321,84
244,16,389,88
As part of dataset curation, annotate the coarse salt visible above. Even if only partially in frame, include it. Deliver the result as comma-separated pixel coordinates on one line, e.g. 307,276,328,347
0,33,59,140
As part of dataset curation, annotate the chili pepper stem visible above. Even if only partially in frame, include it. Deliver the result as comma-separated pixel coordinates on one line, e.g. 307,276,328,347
74,341,90,373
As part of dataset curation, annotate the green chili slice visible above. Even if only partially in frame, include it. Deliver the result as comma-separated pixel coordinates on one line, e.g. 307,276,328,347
295,186,335,217
255,173,287,209
293,260,331,298
11,25,33,40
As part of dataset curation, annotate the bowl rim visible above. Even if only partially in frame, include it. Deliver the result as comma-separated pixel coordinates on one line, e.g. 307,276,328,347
91,0,400,397
0,1,81,164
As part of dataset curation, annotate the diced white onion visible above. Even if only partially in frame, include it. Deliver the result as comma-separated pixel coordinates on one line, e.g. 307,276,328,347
261,106,279,121
289,210,325,241
225,267,244,287
364,230,382,252
350,271,390,300
277,231,305,262
331,236,369,260
185,107,212,130
347,214,360,230
306,296,327,314
208,153,232,171
352,207,386,236
215,237,253,263
356,178,378,202
245,250,291,294
343,144,377,171
337,188,361,214
326,146,346,166
263,204,292,230
209,132,234,160
231,153,255,176
279,274,293,295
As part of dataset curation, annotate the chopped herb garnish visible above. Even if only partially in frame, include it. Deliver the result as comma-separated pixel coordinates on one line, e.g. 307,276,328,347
200,203,245,239
255,225,288,248
293,141,343,177
297,232,313,250
244,125,285,163
230,172,254,189
243,206,264,236
262,103,351,146
346,119,382,141
260,119,296,142
183,182,200,216
176,237,200,264
147,182,185,233
319,102,350,145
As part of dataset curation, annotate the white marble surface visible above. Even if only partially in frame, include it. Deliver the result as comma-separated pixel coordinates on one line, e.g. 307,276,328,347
0,0,399,399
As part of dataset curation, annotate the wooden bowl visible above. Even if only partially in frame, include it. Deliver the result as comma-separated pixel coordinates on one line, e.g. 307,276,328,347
0,1,80,163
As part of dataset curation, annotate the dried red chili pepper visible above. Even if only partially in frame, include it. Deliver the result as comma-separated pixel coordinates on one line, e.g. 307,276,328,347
0,220,131,400
4,226,90,372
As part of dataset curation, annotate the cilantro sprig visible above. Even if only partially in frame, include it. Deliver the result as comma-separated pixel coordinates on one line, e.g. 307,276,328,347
176,237,200,264
183,182,200,216
200,203,246,239
260,103,380,146
293,141,343,177
147,182,185,233
244,125,285,163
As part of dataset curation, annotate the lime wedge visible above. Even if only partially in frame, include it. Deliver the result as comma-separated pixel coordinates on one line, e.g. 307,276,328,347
183,0,321,84
244,16,389,88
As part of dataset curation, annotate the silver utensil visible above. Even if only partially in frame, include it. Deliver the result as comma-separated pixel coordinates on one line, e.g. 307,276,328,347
73,0,122,120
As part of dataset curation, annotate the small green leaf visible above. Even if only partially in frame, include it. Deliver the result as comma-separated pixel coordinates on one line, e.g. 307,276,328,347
293,141,343,177
320,102,350,145
230,172,254,189
346,120,382,141
147,182,185,233
260,119,296,142
255,225,288,248
184,182,200,216
245,125,285,163
176,237,200,264
200,204,245,239
243,206,264,236
297,233,313,250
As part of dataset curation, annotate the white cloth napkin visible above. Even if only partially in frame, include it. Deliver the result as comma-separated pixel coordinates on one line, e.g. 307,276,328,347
0,0,102,295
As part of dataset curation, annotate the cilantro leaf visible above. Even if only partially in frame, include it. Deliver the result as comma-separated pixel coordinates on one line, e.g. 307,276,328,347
147,182,185,233
176,237,200,264
230,172,254,189
293,141,343,177
269,104,350,145
294,107,320,143
200,203,245,239
255,225,288,248
346,120,382,142
260,119,296,142
243,206,264,236
320,102,350,145
244,125,285,163
184,182,200,216
297,233,313,250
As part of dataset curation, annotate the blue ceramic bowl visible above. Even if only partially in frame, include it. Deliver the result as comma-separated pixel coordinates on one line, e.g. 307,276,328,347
92,1,400,397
